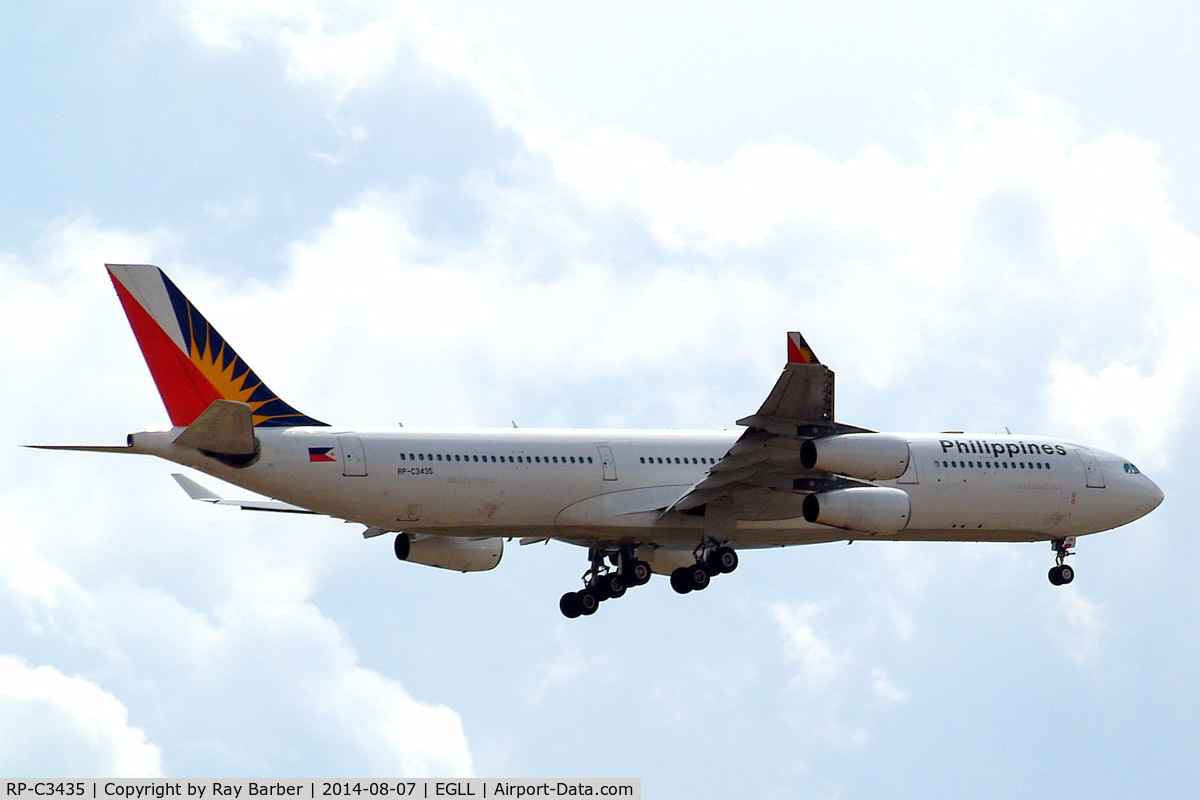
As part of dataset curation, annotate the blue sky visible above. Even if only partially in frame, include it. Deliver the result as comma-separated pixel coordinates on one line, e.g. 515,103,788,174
1,1,1198,796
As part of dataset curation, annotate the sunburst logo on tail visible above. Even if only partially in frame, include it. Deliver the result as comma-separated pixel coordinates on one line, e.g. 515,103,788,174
108,264,327,429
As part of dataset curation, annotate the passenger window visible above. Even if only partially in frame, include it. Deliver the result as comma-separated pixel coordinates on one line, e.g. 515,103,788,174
418,453,424,461
588,457,594,463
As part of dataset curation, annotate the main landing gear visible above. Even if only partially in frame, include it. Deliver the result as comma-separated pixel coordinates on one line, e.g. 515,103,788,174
669,543,738,594
1048,536,1076,586
559,546,652,619
558,542,740,618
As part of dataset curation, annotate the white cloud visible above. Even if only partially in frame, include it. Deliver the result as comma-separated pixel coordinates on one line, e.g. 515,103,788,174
1047,590,1104,667
772,602,847,687
770,601,909,748
183,0,427,101
0,656,163,777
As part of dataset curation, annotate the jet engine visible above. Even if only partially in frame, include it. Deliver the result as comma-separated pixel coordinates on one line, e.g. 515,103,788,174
802,487,911,533
800,433,910,480
393,533,503,572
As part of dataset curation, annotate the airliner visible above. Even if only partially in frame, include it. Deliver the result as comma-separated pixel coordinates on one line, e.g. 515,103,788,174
32,265,1164,618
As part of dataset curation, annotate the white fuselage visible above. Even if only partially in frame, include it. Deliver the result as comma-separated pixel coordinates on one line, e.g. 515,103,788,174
130,428,1163,551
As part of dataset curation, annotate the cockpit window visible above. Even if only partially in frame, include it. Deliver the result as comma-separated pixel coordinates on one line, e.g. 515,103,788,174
1124,463,1141,474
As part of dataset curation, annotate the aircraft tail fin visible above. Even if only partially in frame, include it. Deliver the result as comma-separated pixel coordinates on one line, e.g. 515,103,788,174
106,264,327,428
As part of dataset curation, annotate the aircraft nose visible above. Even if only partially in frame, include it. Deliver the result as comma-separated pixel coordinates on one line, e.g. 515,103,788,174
1126,474,1164,521
1142,476,1165,513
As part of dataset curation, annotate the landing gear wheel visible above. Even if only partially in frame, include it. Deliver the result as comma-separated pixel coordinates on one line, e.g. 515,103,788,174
559,591,582,618
712,546,738,574
686,564,711,591
628,560,652,586
670,567,694,594
600,572,626,599
1048,565,1076,586
577,588,600,615
594,580,612,601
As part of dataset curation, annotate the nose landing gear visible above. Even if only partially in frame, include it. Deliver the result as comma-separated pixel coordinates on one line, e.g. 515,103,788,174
1048,537,1076,586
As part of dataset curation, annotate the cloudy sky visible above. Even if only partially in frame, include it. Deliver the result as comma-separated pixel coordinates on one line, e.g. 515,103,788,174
2,0,1198,795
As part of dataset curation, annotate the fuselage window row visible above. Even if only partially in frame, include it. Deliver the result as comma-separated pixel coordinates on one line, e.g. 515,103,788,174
934,460,1052,470
397,453,596,464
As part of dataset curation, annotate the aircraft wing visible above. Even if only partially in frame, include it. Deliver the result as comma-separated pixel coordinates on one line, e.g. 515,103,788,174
666,332,868,517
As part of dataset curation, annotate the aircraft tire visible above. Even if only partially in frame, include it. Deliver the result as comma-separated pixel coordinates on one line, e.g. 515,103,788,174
1048,566,1064,586
578,589,600,615
714,547,739,574
687,564,711,591
670,567,693,594
602,573,626,599
559,591,582,618
1059,564,1075,584
630,560,652,586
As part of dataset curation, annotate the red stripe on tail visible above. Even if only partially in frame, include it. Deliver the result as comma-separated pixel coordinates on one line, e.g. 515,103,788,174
110,272,222,426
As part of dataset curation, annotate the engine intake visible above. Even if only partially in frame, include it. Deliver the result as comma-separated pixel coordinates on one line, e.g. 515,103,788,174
394,533,503,572
802,487,912,533
800,433,910,480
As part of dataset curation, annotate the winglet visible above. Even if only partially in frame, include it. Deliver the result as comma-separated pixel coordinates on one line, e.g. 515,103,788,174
786,331,820,365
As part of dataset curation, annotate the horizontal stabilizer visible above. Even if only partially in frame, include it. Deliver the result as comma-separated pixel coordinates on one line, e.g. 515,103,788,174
171,473,314,514
24,444,135,453
173,399,256,456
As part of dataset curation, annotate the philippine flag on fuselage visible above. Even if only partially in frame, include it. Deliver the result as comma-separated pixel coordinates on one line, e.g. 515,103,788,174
308,447,337,463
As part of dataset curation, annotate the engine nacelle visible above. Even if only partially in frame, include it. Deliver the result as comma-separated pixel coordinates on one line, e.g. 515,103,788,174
394,533,503,572
800,433,910,480
802,487,912,533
